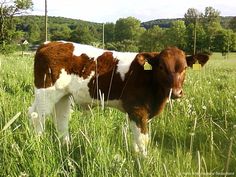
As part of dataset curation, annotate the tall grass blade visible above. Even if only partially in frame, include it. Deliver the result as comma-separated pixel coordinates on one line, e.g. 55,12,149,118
1,112,21,132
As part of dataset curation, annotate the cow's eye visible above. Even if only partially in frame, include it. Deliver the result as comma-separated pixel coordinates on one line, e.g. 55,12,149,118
159,65,164,71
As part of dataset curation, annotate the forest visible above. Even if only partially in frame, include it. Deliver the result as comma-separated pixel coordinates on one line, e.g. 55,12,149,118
1,1,236,54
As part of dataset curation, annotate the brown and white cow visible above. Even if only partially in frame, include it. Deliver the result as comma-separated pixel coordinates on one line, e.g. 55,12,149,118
29,41,209,156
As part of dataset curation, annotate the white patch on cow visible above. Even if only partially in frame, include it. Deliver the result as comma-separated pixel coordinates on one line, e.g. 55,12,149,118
62,41,105,59
67,71,95,104
55,69,72,89
130,121,149,156
54,68,96,105
113,51,137,80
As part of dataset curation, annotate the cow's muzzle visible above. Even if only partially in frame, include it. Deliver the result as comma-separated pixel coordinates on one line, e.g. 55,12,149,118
171,88,183,99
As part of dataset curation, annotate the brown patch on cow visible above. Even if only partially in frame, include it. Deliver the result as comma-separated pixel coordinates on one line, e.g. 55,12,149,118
88,52,126,100
128,106,149,133
34,41,74,88
34,42,125,90
34,42,95,88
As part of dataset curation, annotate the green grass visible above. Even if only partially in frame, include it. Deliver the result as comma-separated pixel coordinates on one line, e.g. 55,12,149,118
0,52,236,177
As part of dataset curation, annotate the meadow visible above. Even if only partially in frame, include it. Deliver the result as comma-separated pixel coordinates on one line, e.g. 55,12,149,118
0,52,236,177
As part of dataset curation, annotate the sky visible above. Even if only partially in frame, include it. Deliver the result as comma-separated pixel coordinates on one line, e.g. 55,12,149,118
30,0,236,23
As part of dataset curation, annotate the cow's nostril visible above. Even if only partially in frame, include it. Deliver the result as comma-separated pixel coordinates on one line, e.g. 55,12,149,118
179,90,183,96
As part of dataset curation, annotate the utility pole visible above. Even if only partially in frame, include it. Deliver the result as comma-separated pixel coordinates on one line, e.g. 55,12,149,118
193,17,197,55
102,23,105,49
45,0,48,42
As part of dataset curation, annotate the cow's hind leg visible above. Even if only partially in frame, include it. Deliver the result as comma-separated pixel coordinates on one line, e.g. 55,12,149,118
28,88,66,135
53,95,71,145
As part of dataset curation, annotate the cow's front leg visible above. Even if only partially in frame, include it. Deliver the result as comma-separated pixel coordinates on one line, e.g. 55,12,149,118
129,118,149,157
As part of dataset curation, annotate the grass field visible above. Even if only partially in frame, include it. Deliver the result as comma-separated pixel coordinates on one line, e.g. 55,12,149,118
0,52,236,177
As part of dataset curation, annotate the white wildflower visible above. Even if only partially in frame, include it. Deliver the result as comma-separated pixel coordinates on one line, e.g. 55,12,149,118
188,104,192,109
67,159,76,172
202,105,207,110
114,154,122,163
189,132,195,136
19,172,29,177
188,109,191,114
208,99,213,105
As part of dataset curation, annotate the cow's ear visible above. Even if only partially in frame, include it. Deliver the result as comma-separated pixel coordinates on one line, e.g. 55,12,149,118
194,53,210,67
186,55,196,68
186,53,210,67
136,52,159,66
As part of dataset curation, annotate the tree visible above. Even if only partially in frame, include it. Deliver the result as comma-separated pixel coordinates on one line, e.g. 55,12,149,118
184,8,202,25
17,16,41,43
0,0,33,45
166,20,187,50
184,7,222,53
186,23,207,53
202,7,222,52
203,6,220,24
204,21,222,52
213,29,236,53
229,17,236,32
104,22,115,43
114,17,144,51
70,24,100,45
184,8,202,54
139,25,165,52
27,22,40,43
114,39,139,52
50,24,71,41
115,17,144,42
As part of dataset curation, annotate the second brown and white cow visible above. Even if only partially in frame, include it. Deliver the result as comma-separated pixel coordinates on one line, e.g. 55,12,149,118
29,41,209,156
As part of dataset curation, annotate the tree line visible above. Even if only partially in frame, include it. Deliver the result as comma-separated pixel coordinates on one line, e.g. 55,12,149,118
1,0,236,54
